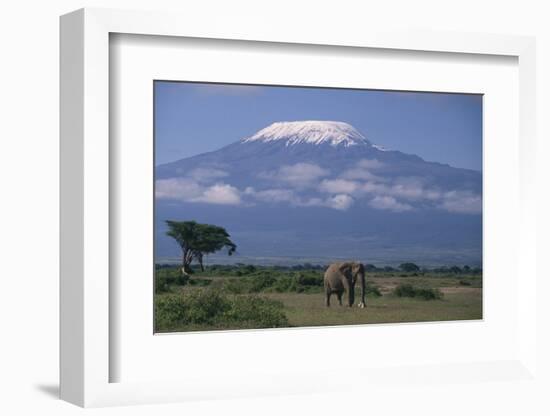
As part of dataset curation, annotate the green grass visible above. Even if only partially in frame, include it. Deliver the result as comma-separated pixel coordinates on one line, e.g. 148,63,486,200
154,265,482,332
263,290,481,327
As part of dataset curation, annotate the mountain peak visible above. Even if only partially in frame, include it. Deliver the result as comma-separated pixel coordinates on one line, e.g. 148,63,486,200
242,120,372,147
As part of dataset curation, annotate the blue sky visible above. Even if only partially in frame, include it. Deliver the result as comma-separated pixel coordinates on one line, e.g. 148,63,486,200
155,81,482,171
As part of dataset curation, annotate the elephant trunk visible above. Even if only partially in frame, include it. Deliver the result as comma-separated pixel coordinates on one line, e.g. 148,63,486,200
358,272,366,308
348,286,355,306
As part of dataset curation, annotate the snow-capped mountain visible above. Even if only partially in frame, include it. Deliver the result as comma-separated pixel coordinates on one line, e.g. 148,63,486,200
155,121,482,265
242,120,373,147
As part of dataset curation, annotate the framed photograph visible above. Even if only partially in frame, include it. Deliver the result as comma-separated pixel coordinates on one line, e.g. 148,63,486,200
153,81,483,333
60,8,538,408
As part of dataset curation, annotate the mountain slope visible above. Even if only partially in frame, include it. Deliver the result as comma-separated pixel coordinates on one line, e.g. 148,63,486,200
155,121,482,266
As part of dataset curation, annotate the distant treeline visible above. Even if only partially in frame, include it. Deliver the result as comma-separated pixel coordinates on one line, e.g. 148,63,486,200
156,262,481,275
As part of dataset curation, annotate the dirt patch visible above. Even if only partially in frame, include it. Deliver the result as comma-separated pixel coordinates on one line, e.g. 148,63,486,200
440,287,480,295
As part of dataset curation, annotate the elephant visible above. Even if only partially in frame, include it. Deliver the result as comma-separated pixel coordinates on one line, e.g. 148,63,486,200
324,262,366,308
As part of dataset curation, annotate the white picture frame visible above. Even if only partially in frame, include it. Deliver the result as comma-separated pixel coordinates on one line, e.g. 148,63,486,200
60,8,538,408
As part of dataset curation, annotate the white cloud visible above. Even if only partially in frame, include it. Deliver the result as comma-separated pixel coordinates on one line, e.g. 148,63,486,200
253,188,296,203
156,178,241,205
319,179,359,194
438,191,482,214
358,177,442,202
192,184,241,205
246,186,354,211
188,167,228,182
388,178,441,201
263,163,329,188
325,194,354,210
341,168,379,181
157,168,481,214
341,159,384,181
357,159,384,169
369,196,412,212
292,195,354,211
155,178,203,200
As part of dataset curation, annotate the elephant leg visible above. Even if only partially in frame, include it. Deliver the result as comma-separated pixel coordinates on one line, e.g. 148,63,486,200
342,279,354,307
325,287,331,307
337,292,343,306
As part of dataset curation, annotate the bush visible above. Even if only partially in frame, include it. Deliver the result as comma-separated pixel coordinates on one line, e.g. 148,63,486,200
223,296,289,328
155,294,188,329
189,278,212,286
458,278,482,288
155,267,189,293
365,283,382,297
185,290,231,324
222,278,249,294
399,262,421,273
155,289,289,331
393,283,416,297
415,288,443,300
296,273,323,287
249,274,277,292
223,275,276,294
242,264,257,274
155,274,172,293
393,283,443,300
272,276,299,293
154,290,231,329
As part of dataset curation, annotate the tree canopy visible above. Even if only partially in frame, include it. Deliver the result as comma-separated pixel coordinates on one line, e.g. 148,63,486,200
166,220,236,273
399,262,420,273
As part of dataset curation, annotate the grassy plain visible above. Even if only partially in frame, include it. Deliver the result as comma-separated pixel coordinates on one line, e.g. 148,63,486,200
154,265,482,332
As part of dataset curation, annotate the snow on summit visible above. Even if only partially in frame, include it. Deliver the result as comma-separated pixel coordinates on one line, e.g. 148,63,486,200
242,121,373,147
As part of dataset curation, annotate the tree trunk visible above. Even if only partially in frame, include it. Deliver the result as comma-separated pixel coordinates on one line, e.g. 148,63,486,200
182,248,193,275
197,253,204,272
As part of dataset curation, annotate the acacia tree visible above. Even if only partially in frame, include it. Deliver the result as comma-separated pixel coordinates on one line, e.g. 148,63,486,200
166,220,236,274
399,262,420,273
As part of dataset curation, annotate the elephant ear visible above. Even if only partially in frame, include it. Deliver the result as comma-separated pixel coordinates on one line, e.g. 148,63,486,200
352,263,365,274
339,263,353,277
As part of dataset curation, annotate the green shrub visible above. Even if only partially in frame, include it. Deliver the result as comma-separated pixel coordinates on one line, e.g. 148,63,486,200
249,275,277,292
155,267,189,293
393,283,443,300
154,294,188,329
241,265,256,274
414,288,443,300
272,276,299,292
185,290,231,324
296,273,323,287
223,275,276,294
189,278,212,286
223,296,289,328
459,278,482,288
222,278,249,294
154,290,231,329
393,283,416,297
176,273,190,286
155,289,289,331
155,274,172,293
365,283,382,297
